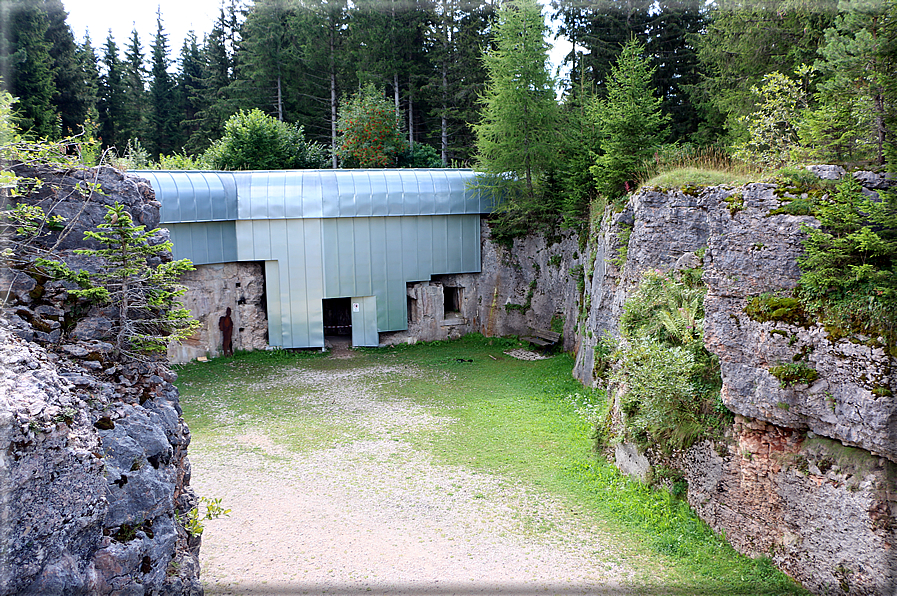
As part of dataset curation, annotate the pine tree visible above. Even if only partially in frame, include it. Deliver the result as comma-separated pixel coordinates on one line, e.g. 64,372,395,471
590,37,668,199
645,0,703,141
551,0,651,98
815,0,892,165
41,0,88,134
149,8,178,157
98,33,126,149
292,0,351,165
186,6,240,153
38,203,200,360
175,31,204,152
474,0,558,197
121,28,149,146
695,0,833,142
231,0,300,121
77,32,101,127
1,0,58,137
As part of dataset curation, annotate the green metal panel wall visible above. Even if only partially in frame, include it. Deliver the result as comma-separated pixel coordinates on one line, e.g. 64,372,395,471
167,221,238,265
230,214,479,348
238,219,325,348
351,296,379,347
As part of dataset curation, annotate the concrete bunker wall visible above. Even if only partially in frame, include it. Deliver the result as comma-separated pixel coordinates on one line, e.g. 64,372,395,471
169,262,268,363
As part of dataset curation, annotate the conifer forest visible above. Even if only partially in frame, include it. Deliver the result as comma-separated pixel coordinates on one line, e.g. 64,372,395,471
0,0,895,219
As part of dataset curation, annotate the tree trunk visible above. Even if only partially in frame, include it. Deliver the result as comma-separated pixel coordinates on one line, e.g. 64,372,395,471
408,87,414,149
330,21,338,169
276,74,283,121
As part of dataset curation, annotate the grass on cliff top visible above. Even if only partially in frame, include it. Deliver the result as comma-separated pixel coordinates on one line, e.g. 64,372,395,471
175,334,808,595
641,167,759,190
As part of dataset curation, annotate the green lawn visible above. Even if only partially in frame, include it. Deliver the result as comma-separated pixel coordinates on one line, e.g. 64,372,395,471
175,334,808,595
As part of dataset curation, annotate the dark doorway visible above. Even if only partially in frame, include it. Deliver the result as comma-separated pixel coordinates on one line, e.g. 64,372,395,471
323,298,352,336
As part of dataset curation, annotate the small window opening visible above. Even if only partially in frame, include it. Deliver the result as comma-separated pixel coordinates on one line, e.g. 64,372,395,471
444,286,462,316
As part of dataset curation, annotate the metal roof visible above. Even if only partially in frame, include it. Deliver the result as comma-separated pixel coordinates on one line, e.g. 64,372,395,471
138,169,491,224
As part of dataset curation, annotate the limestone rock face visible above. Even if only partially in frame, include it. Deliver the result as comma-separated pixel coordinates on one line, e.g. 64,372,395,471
572,177,896,595
1,164,202,595
701,183,896,462
686,419,896,596
0,327,105,595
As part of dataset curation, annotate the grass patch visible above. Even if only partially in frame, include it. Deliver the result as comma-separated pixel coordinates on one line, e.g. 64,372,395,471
642,167,758,190
176,335,808,594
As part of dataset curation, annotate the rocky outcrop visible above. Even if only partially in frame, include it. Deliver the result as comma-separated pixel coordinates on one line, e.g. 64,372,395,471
573,172,896,595
1,164,202,595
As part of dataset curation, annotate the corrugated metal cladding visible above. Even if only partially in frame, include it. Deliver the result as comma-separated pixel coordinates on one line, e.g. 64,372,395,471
137,169,490,349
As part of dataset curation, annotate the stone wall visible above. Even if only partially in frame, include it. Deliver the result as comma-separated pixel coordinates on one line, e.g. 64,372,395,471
169,262,268,364
372,219,584,348
572,171,897,595
1,164,202,595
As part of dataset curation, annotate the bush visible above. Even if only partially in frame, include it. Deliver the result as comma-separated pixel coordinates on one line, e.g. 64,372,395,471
609,269,728,453
203,109,329,170
797,177,897,350
399,143,443,168
335,84,407,168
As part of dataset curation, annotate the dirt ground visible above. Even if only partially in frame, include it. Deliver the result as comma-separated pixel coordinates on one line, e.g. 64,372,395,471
189,349,638,595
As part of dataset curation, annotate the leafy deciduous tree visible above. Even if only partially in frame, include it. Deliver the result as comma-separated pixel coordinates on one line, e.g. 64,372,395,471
336,83,407,167
204,108,329,170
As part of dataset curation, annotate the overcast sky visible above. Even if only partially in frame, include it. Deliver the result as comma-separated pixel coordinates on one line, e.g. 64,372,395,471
63,0,572,81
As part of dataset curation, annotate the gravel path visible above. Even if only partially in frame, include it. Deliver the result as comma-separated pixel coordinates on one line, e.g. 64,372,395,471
189,356,638,595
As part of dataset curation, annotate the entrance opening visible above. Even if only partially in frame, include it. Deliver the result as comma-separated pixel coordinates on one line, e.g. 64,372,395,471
444,286,462,316
323,298,352,336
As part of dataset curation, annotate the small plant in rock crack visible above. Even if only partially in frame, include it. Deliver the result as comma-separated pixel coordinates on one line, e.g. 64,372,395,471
178,496,231,537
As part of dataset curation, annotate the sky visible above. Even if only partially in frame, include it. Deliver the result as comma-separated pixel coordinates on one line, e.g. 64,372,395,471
63,0,572,81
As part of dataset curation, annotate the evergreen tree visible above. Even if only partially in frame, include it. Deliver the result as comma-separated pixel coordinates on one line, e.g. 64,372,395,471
121,28,149,146
695,0,833,142
186,5,241,153
175,31,205,152
41,0,85,134
77,32,100,127
551,0,651,97
474,0,558,197
98,33,126,149
39,203,200,360
815,0,892,165
590,37,668,199
646,0,704,141
292,0,352,166
231,0,300,121
1,0,58,137
148,9,178,157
